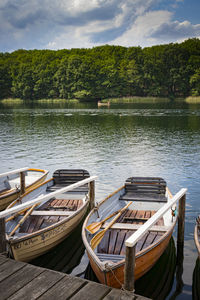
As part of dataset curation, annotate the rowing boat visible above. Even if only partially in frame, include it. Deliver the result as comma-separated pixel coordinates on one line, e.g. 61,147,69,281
82,177,177,288
194,216,200,259
5,169,94,262
0,168,48,211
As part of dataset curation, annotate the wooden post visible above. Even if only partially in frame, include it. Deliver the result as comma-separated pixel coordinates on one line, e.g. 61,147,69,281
20,171,25,195
177,194,186,246
124,245,136,291
175,194,186,295
0,218,6,254
89,181,95,210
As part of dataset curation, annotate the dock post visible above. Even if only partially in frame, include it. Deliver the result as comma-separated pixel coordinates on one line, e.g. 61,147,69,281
124,245,135,292
177,193,186,246
175,193,186,295
89,180,95,210
0,218,6,254
20,171,25,195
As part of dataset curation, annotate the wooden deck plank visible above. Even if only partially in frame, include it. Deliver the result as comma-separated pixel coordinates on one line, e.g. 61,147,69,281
0,259,26,282
69,281,111,300
0,264,44,300
38,275,86,299
8,269,65,300
0,255,150,300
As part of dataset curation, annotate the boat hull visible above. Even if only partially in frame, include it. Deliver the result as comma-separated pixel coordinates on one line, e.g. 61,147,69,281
87,229,173,288
194,224,200,259
9,204,89,262
0,168,48,211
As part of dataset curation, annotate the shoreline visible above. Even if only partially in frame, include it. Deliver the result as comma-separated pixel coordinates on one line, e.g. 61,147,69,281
1,96,200,104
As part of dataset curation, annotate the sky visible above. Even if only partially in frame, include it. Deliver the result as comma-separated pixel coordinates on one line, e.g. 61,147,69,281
0,0,200,53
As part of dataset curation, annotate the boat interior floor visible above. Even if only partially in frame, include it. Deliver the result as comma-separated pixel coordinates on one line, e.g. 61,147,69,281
96,209,165,261
7,198,83,235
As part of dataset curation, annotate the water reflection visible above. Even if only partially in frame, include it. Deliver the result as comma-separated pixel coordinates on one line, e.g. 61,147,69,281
192,258,200,300
1,101,200,299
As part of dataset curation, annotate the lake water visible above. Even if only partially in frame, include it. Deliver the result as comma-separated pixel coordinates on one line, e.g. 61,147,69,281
0,101,200,299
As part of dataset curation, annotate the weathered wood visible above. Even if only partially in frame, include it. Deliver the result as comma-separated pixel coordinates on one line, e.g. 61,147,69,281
20,171,26,195
0,259,26,281
124,245,136,291
69,281,111,300
0,255,150,300
89,180,95,210
38,276,87,299
0,218,6,253
0,264,44,300
8,270,65,300
177,194,186,245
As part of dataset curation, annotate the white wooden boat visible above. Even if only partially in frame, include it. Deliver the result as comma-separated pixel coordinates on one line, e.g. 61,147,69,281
82,177,177,288
194,216,200,259
5,169,94,262
0,168,48,211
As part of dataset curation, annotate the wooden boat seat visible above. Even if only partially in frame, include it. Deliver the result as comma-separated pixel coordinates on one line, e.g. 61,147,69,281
96,253,125,263
120,177,167,202
46,184,88,193
47,169,90,193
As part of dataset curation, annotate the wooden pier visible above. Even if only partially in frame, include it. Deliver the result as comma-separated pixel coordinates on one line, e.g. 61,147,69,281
0,255,150,300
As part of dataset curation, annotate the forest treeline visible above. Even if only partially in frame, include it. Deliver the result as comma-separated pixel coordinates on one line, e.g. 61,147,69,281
0,38,200,101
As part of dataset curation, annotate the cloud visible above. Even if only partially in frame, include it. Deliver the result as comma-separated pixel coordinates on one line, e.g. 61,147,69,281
0,0,199,51
112,10,200,47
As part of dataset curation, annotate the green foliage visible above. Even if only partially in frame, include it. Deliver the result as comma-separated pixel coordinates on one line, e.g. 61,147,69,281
0,38,200,100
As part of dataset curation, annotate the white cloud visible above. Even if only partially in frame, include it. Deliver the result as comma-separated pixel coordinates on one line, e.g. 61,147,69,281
112,10,200,47
0,0,200,51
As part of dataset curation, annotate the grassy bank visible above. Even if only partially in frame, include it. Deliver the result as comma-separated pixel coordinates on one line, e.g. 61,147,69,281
104,96,200,103
104,97,171,103
185,96,200,103
1,96,200,104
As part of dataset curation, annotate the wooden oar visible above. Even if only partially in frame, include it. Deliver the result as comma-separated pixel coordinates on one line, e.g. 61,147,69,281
86,209,122,234
9,203,39,237
90,201,132,250
5,206,33,223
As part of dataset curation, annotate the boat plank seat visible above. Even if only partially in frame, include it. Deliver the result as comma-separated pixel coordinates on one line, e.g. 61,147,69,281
47,169,90,193
116,209,164,226
120,177,167,202
96,253,125,263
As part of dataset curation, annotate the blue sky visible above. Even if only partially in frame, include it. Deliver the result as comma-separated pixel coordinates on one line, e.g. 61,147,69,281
0,0,199,52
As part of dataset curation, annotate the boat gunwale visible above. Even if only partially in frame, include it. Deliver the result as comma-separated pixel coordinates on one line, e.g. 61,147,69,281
0,168,49,199
194,222,200,258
